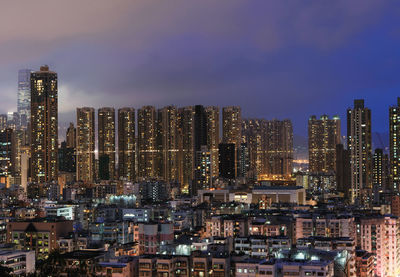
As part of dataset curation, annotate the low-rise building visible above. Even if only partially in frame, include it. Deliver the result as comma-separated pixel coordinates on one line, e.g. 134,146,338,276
0,250,35,275
96,256,138,277
138,223,173,255
6,218,73,260
355,250,374,277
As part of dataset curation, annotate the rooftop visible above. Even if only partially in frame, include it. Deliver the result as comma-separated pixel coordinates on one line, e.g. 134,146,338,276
254,186,304,191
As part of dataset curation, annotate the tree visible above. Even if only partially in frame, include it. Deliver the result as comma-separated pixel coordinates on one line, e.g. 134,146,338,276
0,265,12,277
37,248,66,276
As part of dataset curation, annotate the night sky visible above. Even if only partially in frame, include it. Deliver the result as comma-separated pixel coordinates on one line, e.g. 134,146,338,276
1,1,400,136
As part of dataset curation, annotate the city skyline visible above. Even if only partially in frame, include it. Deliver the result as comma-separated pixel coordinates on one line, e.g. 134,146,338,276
1,2,400,276
1,1,400,136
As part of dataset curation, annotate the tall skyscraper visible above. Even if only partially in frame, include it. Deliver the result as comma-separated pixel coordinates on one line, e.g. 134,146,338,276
158,106,179,182
372,148,389,192
336,144,351,198
12,129,29,184
219,143,236,179
308,115,341,173
222,106,241,146
30,65,58,183
0,129,14,180
98,107,116,180
118,108,135,181
18,69,32,129
242,119,268,179
390,97,400,192
194,105,207,152
238,143,249,177
193,105,208,195
76,107,95,183
58,141,75,173
205,106,219,178
19,146,30,193
194,145,212,193
223,106,241,176
347,99,372,204
177,106,195,191
6,112,19,130
266,119,293,178
0,114,7,130
138,106,158,179
66,122,76,149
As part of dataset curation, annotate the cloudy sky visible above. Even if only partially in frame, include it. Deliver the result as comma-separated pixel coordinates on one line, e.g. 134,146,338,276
1,0,400,136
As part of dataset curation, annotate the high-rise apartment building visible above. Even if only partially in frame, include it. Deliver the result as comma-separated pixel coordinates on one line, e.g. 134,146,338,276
390,97,400,192
12,129,29,182
158,106,179,182
76,107,95,183
336,144,351,198
66,122,76,149
266,119,293,178
58,141,75,173
372,148,389,192
0,128,14,180
17,69,32,129
30,65,58,183
347,99,372,204
194,145,212,193
222,106,242,147
98,107,116,180
194,105,207,152
138,106,158,179
0,114,7,130
219,143,236,179
19,146,30,193
308,115,341,173
205,106,219,178
193,105,208,195
223,106,241,176
177,106,195,191
242,119,267,179
118,108,135,181
237,143,249,177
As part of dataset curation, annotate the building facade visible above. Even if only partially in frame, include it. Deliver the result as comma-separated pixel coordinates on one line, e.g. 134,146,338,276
66,122,76,149
372,148,389,193
76,107,95,183
138,106,158,179
265,119,293,179
7,219,73,260
205,106,219,179
30,65,58,183
158,106,179,182
308,115,341,173
390,97,400,192
219,143,236,179
347,99,372,205
223,106,241,177
118,108,135,181
98,107,116,180
177,106,195,192
17,69,32,129
360,216,400,277
0,128,13,181
242,119,267,179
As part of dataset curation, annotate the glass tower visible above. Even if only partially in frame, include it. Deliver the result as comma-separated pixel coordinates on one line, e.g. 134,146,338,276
18,69,32,129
